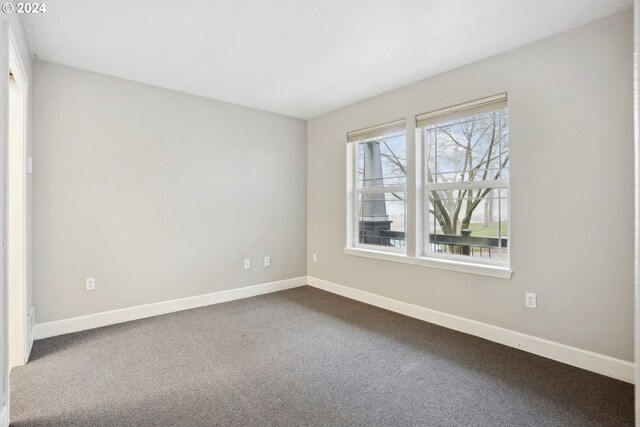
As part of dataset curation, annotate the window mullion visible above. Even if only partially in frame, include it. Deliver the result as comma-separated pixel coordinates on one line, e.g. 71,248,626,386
405,119,418,258
428,180,508,191
356,185,406,195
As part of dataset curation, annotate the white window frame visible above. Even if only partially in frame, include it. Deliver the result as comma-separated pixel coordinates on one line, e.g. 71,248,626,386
419,94,510,268
346,121,407,254
344,96,513,279
420,182,509,266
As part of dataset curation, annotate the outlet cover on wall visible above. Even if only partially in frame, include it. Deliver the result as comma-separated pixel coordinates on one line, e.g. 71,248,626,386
525,292,537,309
263,256,271,267
313,253,318,263
85,278,96,291
244,259,251,270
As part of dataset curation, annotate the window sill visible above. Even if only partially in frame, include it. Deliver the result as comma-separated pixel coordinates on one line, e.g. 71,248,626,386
343,247,513,279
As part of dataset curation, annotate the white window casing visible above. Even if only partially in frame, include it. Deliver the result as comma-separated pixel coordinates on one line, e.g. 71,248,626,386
345,94,513,279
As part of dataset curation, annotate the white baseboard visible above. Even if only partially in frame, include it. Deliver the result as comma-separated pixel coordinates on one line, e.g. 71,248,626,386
33,275,633,383
34,277,307,340
307,276,635,384
27,306,35,358
0,406,7,427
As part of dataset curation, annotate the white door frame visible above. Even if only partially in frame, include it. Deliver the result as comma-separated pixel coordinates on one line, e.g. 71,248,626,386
6,28,29,372
634,0,640,423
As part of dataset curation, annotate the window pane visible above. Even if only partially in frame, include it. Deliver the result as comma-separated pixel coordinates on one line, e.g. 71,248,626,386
358,192,406,249
425,108,508,184
357,131,406,188
426,187,508,261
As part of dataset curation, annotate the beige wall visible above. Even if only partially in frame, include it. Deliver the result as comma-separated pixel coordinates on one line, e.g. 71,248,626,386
307,11,634,361
32,61,307,323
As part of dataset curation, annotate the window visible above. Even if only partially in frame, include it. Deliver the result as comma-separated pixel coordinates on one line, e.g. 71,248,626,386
418,94,509,266
345,94,511,278
347,120,406,253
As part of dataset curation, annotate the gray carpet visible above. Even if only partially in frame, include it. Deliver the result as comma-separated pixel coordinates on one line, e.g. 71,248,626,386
10,286,634,426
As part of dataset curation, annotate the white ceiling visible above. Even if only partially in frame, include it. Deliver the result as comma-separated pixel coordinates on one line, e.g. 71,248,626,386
23,0,631,119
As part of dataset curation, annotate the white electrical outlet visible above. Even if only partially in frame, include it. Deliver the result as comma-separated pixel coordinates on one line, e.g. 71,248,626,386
313,253,318,263
263,256,271,267
525,292,537,309
244,259,251,270
85,277,96,291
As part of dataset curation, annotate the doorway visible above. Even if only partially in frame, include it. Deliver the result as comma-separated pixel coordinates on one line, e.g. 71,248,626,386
7,33,29,372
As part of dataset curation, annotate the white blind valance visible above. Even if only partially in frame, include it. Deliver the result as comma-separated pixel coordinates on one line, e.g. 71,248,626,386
416,93,507,129
347,119,406,143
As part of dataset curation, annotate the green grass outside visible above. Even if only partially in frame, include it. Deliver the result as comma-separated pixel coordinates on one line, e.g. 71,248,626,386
466,221,509,237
